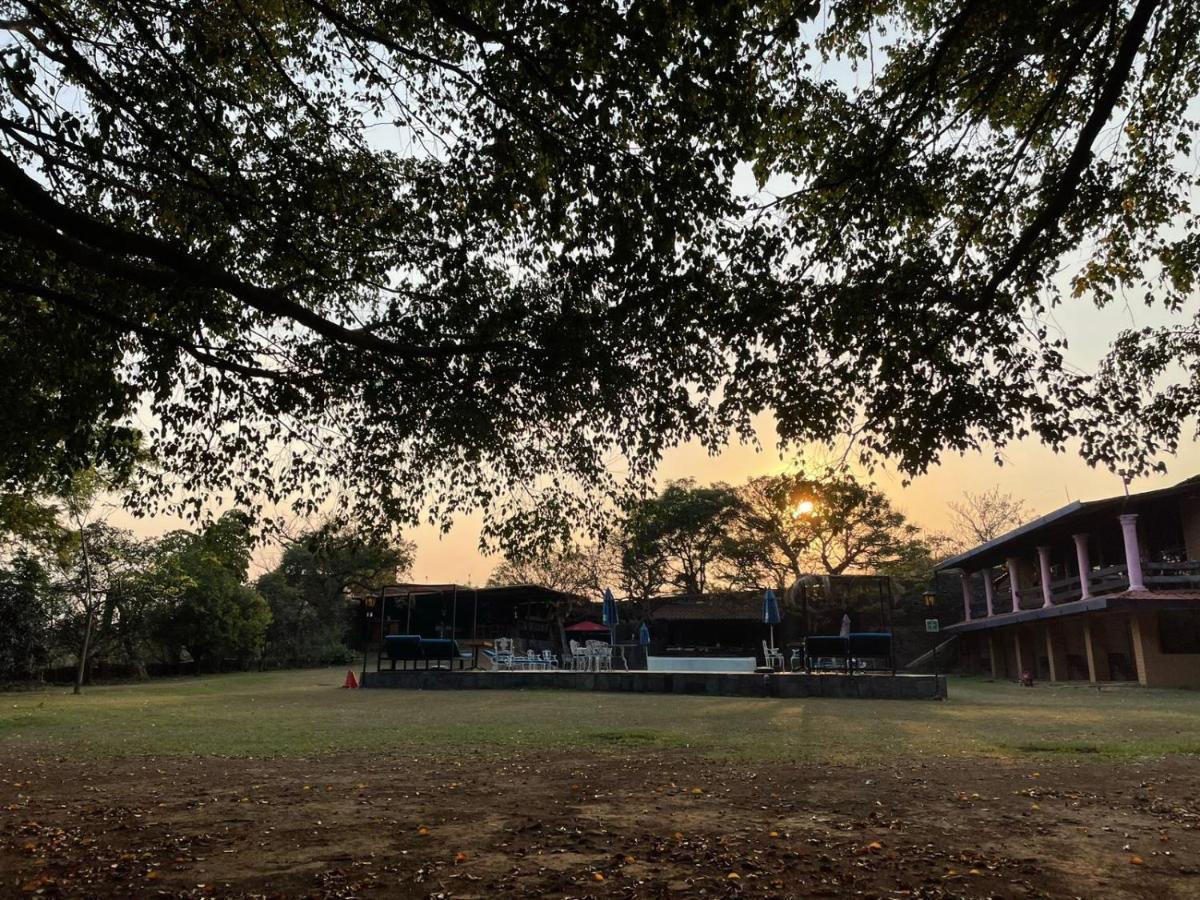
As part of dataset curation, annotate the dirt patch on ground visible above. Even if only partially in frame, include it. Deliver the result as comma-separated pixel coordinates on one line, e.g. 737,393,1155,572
1,749,1198,898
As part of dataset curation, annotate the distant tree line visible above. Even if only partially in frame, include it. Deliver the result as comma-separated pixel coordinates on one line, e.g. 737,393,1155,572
1,459,1028,682
0,472,412,687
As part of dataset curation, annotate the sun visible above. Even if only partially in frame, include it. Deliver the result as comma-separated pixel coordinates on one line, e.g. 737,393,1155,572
792,499,815,518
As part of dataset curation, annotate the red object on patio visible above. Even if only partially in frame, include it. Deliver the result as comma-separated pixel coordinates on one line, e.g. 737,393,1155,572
565,620,608,633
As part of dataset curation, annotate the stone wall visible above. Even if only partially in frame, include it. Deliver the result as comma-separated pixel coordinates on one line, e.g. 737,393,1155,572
361,669,947,700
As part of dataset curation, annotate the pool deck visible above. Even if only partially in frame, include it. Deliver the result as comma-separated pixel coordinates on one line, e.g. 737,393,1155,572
361,669,947,700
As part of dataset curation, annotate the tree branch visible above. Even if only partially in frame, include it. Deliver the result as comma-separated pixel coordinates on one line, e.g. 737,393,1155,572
0,274,308,385
983,0,1162,297
0,151,531,361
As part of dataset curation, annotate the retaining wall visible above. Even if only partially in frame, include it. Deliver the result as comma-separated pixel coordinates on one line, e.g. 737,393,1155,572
361,669,946,699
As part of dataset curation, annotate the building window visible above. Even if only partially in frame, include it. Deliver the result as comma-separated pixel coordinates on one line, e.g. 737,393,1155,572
1159,611,1200,654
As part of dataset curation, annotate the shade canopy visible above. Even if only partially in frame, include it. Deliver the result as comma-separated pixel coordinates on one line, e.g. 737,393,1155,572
565,620,609,633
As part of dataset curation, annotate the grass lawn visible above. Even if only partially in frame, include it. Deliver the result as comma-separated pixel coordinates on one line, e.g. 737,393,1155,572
3,670,1200,897
2,668,1198,762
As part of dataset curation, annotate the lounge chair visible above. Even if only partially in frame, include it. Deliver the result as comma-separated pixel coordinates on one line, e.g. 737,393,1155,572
482,648,513,671
803,635,850,673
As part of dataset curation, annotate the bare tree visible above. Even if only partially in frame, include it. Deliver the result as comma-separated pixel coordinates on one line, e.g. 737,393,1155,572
946,488,1030,551
488,543,616,651
58,470,108,695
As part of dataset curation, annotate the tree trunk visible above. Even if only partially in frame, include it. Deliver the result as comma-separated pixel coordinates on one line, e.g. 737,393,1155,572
73,523,95,695
125,636,148,679
74,605,95,694
554,608,569,659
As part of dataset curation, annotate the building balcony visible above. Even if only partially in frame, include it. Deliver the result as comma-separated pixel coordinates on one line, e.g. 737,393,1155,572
1003,561,1200,613
938,476,1200,624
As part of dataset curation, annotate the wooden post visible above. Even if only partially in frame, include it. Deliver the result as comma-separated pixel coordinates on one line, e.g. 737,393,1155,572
1083,618,1111,683
1044,624,1068,682
988,630,1004,680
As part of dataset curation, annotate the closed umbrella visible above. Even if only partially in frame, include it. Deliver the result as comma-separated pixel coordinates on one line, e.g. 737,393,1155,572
638,622,651,670
763,588,782,651
602,588,619,645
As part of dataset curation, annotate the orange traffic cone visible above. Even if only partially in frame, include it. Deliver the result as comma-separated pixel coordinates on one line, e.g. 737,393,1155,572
343,669,359,689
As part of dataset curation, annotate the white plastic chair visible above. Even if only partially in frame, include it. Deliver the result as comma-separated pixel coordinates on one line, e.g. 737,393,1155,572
763,640,784,671
494,637,515,671
586,640,612,672
569,639,589,671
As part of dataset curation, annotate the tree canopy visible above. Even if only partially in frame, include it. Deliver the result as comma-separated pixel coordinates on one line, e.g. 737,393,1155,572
622,479,741,595
258,525,414,666
2,1,1196,543
725,469,936,584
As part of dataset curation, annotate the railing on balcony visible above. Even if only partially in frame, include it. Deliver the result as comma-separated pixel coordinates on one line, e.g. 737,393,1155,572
1000,560,1200,615
1011,587,1041,611
1047,576,1081,603
1089,565,1133,597
1009,565,1133,611
1145,561,1200,589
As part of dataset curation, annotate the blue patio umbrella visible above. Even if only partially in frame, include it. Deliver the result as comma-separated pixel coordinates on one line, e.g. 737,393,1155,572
763,588,782,651
638,621,651,647
602,587,619,644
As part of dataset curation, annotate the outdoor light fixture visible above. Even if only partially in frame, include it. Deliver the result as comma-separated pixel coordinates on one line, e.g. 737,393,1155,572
361,595,378,683
922,591,939,677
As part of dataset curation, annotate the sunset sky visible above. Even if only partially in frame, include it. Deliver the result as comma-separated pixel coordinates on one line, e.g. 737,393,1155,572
402,427,1200,586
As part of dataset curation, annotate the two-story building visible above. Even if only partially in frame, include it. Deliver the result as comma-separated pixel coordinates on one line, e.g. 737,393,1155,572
937,476,1200,688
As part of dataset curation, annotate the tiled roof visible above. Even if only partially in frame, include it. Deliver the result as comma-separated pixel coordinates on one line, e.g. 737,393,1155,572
1122,589,1200,601
936,474,1200,572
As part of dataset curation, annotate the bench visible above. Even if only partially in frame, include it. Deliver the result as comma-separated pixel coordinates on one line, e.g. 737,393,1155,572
803,635,849,673
379,635,472,671
420,638,472,670
381,635,423,670
847,632,894,674
803,633,894,674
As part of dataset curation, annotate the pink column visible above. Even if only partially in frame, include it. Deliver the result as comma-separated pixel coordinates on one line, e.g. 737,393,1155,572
982,568,996,617
1072,533,1092,600
1037,546,1053,608
1006,557,1022,612
1119,513,1146,591
960,571,973,621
